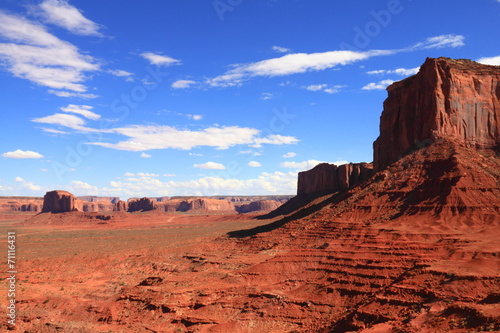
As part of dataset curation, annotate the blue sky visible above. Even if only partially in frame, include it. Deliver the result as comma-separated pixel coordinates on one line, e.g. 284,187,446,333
0,0,499,198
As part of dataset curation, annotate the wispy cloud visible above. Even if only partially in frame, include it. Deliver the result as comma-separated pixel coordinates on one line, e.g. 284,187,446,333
2,149,44,159
186,114,203,121
282,152,296,158
37,0,102,36
362,79,395,90
410,34,465,50
171,79,196,89
272,46,291,53
206,35,464,87
61,104,100,120
33,109,298,151
366,67,419,76
32,113,89,130
194,162,225,170
251,134,299,148
15,177,41,191
48,90,99,99
477,55,500,66
108,69,134,81
261,92,273,100
0,10,99,95
140,152,152,158
141,52,181,66
89,125,297,151
207,50,381,87
304,84,345,94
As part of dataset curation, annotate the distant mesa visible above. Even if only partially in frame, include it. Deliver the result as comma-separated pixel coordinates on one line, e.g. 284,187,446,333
42,190,78,213
297,162,374,197
30,191,290,215
127,197,156,212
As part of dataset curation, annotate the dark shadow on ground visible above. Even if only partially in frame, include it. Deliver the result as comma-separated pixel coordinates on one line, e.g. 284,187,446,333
227,192,342,238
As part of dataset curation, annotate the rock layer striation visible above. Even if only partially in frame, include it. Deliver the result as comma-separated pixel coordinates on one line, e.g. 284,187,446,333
297,162,373,196
374,57,500,171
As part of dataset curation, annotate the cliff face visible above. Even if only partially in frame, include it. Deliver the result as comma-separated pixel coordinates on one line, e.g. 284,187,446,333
42,190,77,213
374,57,500,171
127,198,156,212
236,200,282,213
297,163,373,196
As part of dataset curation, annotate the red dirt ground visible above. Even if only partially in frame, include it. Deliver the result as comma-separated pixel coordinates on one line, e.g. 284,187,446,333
0,143,499,333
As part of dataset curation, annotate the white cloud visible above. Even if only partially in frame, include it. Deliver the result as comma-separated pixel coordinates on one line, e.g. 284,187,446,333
61,104,100,120
42,128,68,135
15,176,41,191
304,84,344,94
86,125,297,151
109,171,298,197
186,114,203,121
282,152,297,158
206,35,464,87
48,90,99,99
171,79,196,89
207,49,381,87
304,84,326,92
411,34,465,50
362,79,395,90
281,159,348,170
261,92,273,100
248,161,262,167
251,134,299,148
194,162,226,170
124,172,159,178
108,69,134,81
141,52,180,66
477,55,500,66
32,113,88,130
2,149,44,159
272,46,291,53
366,67,420,76
0,11,99,94
71,180,99,193
140,152,152,158
38,0,102,36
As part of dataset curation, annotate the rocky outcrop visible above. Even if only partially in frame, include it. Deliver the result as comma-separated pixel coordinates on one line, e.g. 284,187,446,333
236,200,282,213
297,163,373,196
0,198,43,212
127,197,156,212
189,198,235,212
374,57,500,171
155,198,237,213
113,200,128,212
42,190,78,213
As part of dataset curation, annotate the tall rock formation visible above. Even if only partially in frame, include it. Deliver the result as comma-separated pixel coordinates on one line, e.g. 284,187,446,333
113,200,128,212
297,163,373,196
42,190,77,213
236,200,282,213
127,197,156,212
374,57,500,171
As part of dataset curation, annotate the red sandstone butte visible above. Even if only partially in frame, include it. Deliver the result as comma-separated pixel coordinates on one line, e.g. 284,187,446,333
297,162,373,196
374,57,500,171
236,200,282,213
42,190,78,213
127,197,156,212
